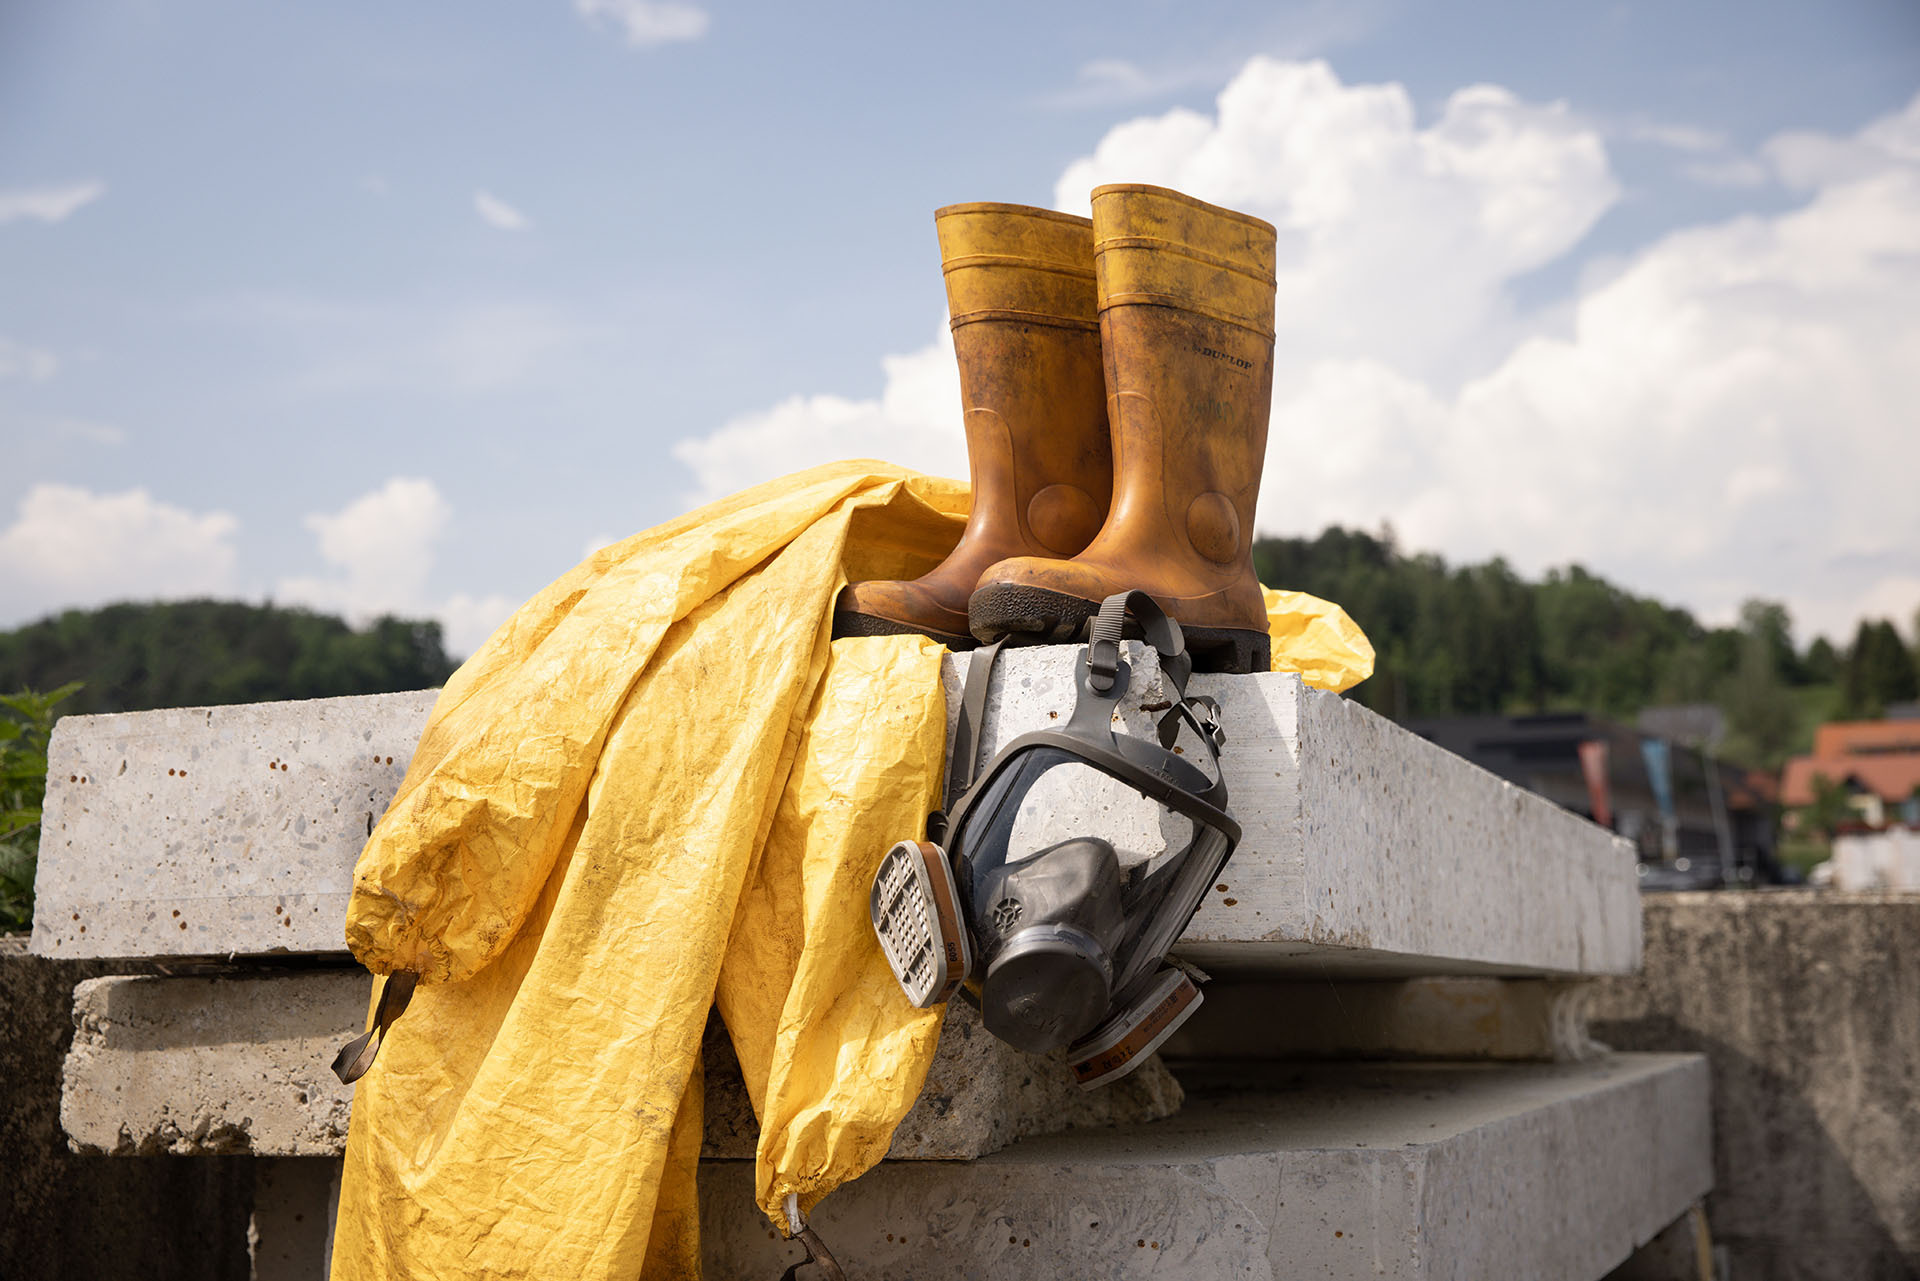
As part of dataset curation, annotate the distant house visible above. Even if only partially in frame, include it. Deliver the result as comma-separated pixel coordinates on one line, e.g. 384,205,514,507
1781,720,1920,828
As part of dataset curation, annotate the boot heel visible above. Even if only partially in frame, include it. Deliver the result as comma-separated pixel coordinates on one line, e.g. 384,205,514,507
968,582,1098,645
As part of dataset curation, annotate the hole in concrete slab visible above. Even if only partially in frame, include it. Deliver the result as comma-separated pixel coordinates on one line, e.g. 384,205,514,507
1223,898,1238,906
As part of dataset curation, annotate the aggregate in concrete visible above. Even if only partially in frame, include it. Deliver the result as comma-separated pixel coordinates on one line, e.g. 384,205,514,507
701,1053,1713,1281
32,648,1639,980
60,971,1179,1161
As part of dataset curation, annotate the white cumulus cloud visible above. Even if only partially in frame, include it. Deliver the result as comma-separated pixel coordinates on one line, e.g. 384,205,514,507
474,189,532,231
0,484,239,624
671,328,964,505
0,338,58,382
0,181,106,225
671,62,1920,644
1053,58,1619,387
276,478,515,656
574,0,709,48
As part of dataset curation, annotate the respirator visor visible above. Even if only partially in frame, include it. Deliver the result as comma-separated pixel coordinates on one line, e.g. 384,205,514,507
869,591,1241,1087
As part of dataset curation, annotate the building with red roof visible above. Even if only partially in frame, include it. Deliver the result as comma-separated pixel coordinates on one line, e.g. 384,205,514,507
1781,718,1920,827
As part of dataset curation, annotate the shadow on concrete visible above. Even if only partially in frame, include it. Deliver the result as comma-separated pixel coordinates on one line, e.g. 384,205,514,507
2,939,253,1280
1594,1011,1918,1281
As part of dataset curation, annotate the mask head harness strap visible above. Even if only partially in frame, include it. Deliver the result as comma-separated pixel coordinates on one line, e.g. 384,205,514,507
926,637,1009,846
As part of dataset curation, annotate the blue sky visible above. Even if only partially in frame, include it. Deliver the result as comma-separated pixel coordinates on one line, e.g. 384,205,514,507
3,0,1918,653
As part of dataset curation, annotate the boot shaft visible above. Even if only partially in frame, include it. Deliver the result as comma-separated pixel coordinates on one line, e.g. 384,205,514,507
1089,184,1278,564
935,203,1112,560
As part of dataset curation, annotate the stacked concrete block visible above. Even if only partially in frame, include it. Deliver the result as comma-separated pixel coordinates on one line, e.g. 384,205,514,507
31,644,1707,1280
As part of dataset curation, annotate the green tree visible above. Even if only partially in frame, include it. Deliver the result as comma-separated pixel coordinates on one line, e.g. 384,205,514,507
1,684,81,932
1795,772,1856,841
1719,627,1801,767
1739,599,1803,684
1840,618,1919,717
1804,636,1840,685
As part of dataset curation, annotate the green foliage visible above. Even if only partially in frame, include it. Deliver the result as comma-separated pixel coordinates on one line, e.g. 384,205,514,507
1838,618,1918,717
1252,527,1845,767
1795,772,1856,841
0,600,458,716
1707,602,1818,768
0,683,81,932
1253,528,1762,723
1803,637,1840,685
0,602,459,928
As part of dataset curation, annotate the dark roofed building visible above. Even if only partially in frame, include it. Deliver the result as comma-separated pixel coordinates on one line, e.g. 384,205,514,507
1402,712,1782,888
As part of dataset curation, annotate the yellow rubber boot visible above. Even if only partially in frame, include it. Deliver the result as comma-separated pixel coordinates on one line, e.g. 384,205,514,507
834,203,1112,648
967,185,1278,673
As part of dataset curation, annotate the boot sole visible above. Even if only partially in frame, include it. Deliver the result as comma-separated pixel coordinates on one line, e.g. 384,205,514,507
969,583,1271,675
832,608,976,651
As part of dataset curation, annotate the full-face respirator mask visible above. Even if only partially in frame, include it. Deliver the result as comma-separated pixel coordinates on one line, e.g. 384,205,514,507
869,591,1239,1088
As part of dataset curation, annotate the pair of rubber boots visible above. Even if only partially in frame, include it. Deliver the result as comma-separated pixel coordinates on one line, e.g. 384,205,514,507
834,184,1279,674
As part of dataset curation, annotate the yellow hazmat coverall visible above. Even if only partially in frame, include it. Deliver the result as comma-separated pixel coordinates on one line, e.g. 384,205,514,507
331,460,1373,1280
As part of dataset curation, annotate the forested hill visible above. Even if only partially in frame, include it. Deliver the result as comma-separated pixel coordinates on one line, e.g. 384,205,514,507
5,540,1916,769
1254,527,1918,768
0,600,458,715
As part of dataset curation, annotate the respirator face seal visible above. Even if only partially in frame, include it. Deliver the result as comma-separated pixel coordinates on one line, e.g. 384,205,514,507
869,591,1240,1088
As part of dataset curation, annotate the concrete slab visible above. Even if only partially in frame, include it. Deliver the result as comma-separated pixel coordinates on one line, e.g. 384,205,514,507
1592,891,1920,1280
32,691,434,961
955,644,1639,978
702,1053,1714,1281
33,646,1638,978
59,971,1179,1161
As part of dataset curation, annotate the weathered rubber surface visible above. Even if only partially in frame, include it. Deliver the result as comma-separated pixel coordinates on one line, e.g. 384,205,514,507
969,583,1270,674
966,583,1097,646
831,607,976,651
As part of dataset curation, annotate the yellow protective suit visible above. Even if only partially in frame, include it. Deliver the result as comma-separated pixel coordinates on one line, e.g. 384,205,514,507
331,460,1372,1280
